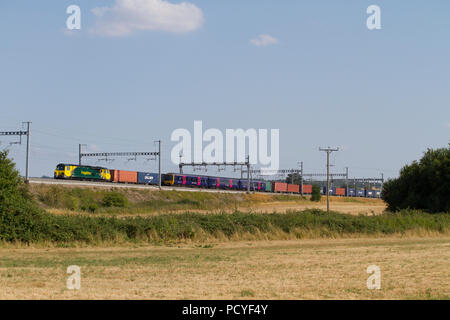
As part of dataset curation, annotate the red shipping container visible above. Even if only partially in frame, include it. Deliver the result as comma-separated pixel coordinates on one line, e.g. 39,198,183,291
110,170,119,183
110,170,137,184
335,188,345,196
273,182,288,193
302,185,313,194
287,184,300,193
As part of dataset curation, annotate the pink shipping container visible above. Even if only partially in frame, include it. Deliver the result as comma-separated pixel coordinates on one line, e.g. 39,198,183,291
273,182,288,193
110,170,138,184
302,185,313,194
287,184,300,193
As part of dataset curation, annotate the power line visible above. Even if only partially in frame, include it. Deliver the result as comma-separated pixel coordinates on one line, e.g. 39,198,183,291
79,147,162,188
0,122,31,182
179,156,252,193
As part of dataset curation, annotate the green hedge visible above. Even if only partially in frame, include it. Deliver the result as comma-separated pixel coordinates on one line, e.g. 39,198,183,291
1,209,448,244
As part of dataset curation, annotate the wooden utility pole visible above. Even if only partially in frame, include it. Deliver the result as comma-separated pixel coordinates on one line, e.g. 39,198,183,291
319,147,339,212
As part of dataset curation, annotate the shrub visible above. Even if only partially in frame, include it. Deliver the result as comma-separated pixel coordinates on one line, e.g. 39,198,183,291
0,150,48,242
311,185,321,202
102,192,128,208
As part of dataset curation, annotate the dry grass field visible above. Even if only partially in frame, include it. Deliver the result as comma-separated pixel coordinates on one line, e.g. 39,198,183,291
1,236,448,300
237,197,386,215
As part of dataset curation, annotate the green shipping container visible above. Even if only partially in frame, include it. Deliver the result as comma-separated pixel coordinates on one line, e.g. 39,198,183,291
265,181,272,192
72,166,103,180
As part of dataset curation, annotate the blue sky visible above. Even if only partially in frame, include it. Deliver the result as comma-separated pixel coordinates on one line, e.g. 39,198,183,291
0,0,449,180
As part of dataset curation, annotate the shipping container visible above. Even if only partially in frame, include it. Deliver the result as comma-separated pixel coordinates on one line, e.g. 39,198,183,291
287,184,300,193
302,184,313,194
335,187,346,196
347,188,356,197
137,172,159,185
110,170,138,184
365,190,374,198
265,181,272,192
356,189,365,197
273,182,288,193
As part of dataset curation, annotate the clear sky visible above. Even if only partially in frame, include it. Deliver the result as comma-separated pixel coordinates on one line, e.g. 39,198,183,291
1,0,449,180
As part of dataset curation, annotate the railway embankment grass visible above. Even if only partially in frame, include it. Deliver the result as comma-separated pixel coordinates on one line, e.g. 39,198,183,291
29,184,380,215
30,184,309,214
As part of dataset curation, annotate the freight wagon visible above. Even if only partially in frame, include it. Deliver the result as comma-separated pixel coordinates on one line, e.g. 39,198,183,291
110,170,138,184
287,184,300,193
334,187,346,196
322,187,334,195
273,182,288,193
137,172,160,185
302,184,313,194
366,190,382,198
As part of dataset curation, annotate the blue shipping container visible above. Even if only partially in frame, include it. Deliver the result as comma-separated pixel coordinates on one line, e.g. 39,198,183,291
137,172,159,185
366,190,374,198
348,188,355,196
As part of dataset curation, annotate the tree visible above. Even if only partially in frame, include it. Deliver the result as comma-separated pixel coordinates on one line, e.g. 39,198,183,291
382,147,449,213
0,149,46,242
285,173,302,185
311,185,321,202
0,149,29,205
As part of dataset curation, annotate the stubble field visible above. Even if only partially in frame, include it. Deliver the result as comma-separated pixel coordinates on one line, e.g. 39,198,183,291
1,236,448,299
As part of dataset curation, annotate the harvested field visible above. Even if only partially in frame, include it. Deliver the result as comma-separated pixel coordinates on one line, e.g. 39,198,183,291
238,198,386,215
1,237,448,299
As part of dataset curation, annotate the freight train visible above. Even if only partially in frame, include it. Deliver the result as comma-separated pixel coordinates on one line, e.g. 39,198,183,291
54,163,381,197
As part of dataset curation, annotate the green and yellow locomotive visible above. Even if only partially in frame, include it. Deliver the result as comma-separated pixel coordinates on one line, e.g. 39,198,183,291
54,164,111,181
